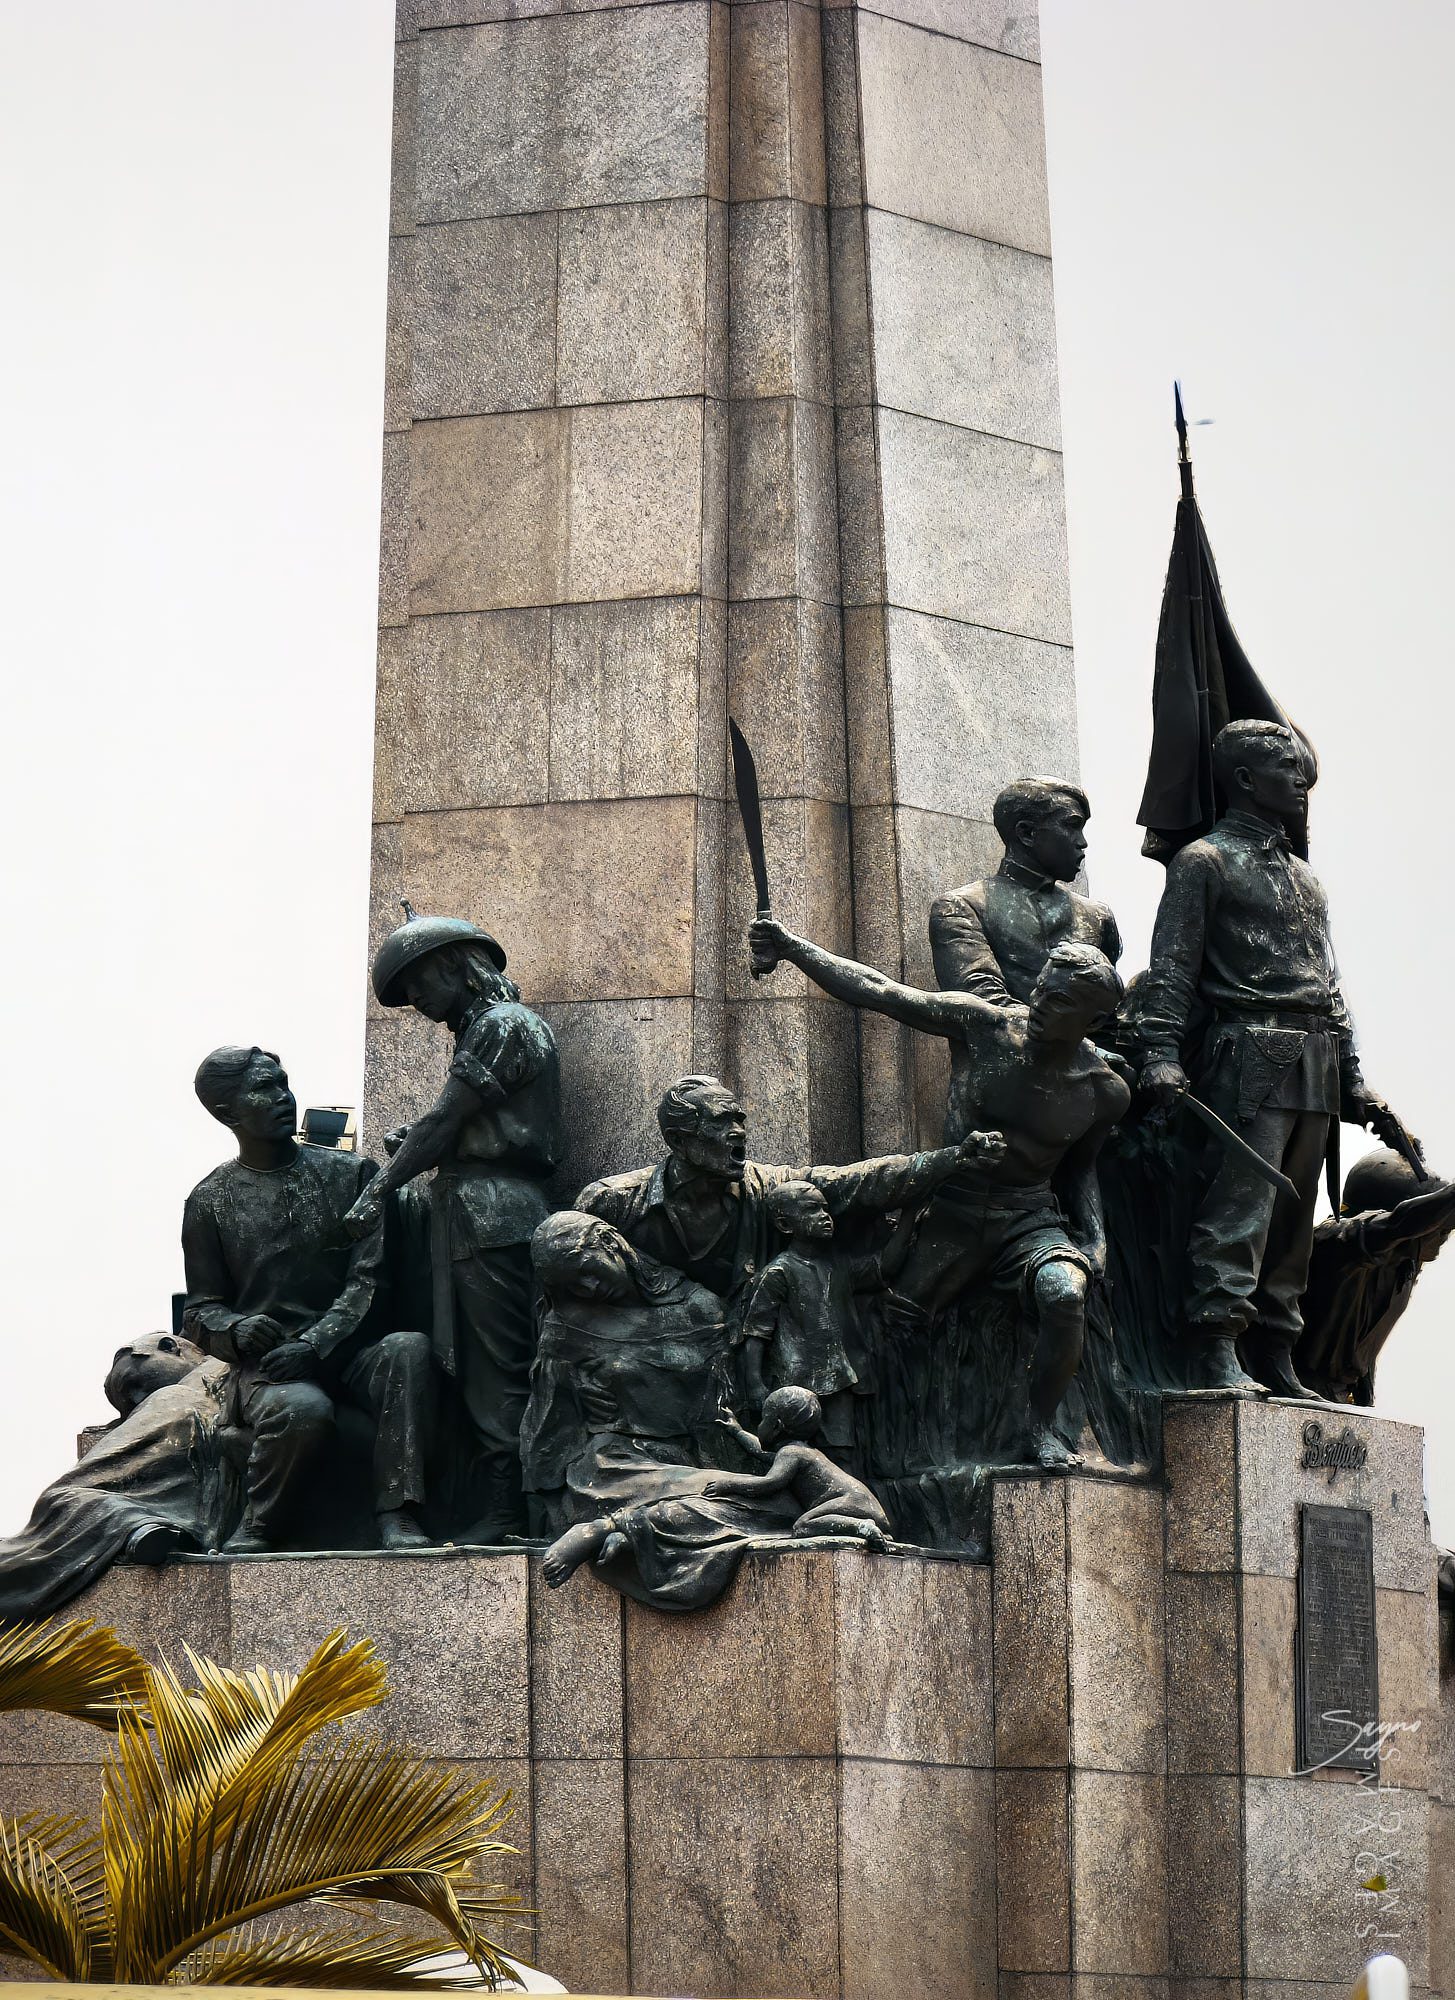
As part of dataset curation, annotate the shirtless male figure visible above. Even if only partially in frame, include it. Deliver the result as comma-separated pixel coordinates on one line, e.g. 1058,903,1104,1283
748,920,1130,1466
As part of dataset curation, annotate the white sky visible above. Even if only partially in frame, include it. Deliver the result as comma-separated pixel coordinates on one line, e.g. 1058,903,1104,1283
1,0,1452,1541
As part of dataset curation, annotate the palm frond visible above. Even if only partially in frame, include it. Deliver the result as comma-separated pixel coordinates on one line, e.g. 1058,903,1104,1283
101,1628,392,1941
0,1619,148,1726
4,1628,523,1990
12,1812,109,1944
175,1916,501,1988
148,1630,389,1800
111,1732,520,1982
326,1871,528,1985
0,1814,101,1980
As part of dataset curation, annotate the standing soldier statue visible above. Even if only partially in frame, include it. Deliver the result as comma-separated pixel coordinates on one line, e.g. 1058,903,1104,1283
1138,720,1401,1396
346,906,563,1539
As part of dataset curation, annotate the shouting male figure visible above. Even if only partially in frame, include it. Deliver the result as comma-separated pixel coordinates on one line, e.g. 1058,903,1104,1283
576,1074,997,1325
748,920,1130,1467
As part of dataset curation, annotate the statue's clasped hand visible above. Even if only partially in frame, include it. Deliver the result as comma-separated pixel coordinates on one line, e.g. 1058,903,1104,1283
1140,1060,1189,1123
257,1339,318,1384
233,1313,287,1361
747,916,789,977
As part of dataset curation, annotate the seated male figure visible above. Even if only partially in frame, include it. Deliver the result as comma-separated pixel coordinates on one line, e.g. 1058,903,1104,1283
183,1045,433,1553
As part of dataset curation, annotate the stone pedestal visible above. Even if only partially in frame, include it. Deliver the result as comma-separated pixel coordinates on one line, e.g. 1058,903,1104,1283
0,1546,998,1999
2,1397,1445,1997
367,0,1077,1178
1161,1396,1438,1996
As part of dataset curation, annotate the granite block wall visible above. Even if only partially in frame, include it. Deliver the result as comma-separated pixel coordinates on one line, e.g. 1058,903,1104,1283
0,1400,1441,1996
0,1546,998,1998
367,0,1079,1176
1163,1396,1435,1998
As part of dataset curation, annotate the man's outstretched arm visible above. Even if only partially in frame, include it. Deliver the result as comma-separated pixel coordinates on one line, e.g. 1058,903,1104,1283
748,917,995,1039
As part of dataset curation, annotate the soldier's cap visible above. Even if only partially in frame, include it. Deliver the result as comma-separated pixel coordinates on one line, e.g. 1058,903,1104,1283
371,900,507,1006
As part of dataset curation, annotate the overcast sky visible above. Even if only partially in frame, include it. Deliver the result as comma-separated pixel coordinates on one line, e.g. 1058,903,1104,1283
2,0,1452,1540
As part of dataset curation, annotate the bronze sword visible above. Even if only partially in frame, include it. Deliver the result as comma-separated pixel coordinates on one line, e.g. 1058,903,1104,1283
728,719,773,980
1180,1091,1299,1203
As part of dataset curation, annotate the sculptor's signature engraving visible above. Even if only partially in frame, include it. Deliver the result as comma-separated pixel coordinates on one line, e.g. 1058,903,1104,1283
1300,1419,1369,1484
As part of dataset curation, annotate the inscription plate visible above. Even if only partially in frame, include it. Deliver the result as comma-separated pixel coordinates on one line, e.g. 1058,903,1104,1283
1296,1503,1379,1773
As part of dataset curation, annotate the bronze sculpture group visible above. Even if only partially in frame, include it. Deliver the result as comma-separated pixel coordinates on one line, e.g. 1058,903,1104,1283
4,721,1451,1618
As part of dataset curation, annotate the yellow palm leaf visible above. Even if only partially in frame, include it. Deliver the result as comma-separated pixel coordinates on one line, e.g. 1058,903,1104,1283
10,1812,109,1958
1,1624,527,1989
178,1917,503,1988
100,1630,393,1947
0,1619,148,1726
110,1730,519,1981
0,1815,101,1980
141,1631,388,1806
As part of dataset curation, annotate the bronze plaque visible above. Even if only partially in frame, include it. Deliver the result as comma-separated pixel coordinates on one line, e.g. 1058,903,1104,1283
1296,1503,1379,1773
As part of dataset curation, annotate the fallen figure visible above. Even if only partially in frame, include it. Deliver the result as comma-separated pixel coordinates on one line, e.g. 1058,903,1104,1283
541,1388,893,1612
0,1332,244,1623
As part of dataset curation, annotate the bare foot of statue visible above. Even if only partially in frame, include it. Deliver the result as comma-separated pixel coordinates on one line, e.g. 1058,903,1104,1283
543,1519,612,1587
792,1515,890,1552
1028,1424,1083,1472
378,1507,432,1551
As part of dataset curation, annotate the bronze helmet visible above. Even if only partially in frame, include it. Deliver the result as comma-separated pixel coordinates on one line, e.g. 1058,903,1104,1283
371,901,507,1008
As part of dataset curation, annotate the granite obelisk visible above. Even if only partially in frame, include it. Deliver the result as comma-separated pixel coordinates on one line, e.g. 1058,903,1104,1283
367,0,1077,1181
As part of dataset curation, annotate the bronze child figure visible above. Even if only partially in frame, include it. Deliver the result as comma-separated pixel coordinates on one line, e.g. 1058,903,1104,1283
740,1139,1007,1461
540,1385,893,1594
703,1388,893,1548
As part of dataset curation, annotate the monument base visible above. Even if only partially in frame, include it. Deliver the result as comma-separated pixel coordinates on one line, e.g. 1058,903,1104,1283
1,1397,1449,1998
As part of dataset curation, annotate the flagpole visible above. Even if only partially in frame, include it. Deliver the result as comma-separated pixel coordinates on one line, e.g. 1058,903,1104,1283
1174,381,1209,710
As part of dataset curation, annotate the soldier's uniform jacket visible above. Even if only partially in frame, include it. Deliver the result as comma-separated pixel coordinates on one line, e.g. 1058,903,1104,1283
1136,808,1364,1119
441,995,564,1253
930,857,1121,1004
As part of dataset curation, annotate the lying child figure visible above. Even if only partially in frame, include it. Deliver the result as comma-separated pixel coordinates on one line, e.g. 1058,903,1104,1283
542,1384,892,1591
706,1385,892,1550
